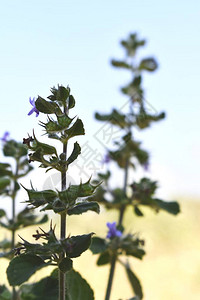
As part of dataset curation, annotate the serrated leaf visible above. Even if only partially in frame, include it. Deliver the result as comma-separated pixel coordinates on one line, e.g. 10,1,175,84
65,269,94,300
32,132,58,156
58,257,73,273
65,119,85,140
51,268,94,300
24,187,58,208
67,201,100,215
97,251,111,265
90,237,107,254
41,114,73,134
63,233,93,258
125,265,143,299
67,142,81,165
7,254,49,286
35,97,61,114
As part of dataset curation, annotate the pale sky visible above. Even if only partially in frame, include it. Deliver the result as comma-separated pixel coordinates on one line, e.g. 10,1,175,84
0,0,200,202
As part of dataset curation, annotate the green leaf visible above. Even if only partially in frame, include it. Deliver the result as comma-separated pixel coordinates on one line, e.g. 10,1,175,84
65,269,94,300
67,201,100,215
0,239,11,250
0,285,11,300
32,132,58,156
58,257,73,273
24,187,58,208
154,199,180,215
35,96,61,114
51,268,94,300
95,109,128,128
0,177,10,192
68,95,75,109
63,233,93,258
65,119,85,140
0,209,6,218
125,248,145,260
111,60,132,69
67,142,81,165
134,206,143,217
120,33,146,57
40,114,73,134
7,254,49,286
125,265,143,299
3,140,27,158
0,163,12,177
58,179,99,209
97,251,110,265
139,58,158,72
20,277,58,300
90,237,107,254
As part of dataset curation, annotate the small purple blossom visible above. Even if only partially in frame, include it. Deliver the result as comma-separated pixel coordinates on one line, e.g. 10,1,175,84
28,97,39,117
0,131,10,142
106,222,122,239
102,153,111,164
143,161,149,171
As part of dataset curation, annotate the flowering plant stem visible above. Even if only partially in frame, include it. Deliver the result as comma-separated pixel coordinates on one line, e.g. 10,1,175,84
105,158,129,300
59,110,68,300
11,159,19,300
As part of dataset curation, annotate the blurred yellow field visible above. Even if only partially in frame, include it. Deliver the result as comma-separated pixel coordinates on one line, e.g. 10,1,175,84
1,198,200,300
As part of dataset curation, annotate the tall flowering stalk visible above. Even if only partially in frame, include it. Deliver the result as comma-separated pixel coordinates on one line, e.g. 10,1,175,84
0,134,46,300
90,33,180,300
6,85,100,300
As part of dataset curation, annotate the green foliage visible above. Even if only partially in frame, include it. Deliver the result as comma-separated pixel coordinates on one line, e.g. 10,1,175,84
20,269,94,300
0,285,11,300
59,257,73,273
125,264,143,299
7,254,50,286
90,233,145,267
125,265,143,299
24,178,100,214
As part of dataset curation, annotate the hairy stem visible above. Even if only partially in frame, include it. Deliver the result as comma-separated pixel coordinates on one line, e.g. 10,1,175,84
59,109,68,300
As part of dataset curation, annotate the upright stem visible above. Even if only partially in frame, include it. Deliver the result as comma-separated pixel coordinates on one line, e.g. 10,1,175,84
118,158,129,225
59,109,68,300
105,254,117,300
11,160,19,300
104,158,129,300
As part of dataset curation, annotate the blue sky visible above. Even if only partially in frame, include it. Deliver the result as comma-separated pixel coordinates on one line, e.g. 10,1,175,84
0,0,200,199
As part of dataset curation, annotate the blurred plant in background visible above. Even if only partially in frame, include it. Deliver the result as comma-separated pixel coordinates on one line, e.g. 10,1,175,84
90,33,180,300
0,134,48,299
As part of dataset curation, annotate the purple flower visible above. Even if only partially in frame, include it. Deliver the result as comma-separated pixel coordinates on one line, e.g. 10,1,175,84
143,161,149,171
106,222,122,239
28,97,39,117
102,153,111,164
0,131,10,142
